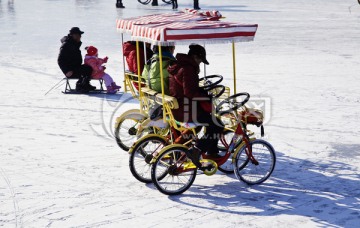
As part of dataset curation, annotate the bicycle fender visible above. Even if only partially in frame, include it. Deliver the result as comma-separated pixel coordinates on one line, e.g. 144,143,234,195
151,144,188,162
114,109,148,128
128,134,168,155
232,137,256,163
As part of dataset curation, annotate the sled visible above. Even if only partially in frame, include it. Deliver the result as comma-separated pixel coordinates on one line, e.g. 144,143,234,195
62,77,107,94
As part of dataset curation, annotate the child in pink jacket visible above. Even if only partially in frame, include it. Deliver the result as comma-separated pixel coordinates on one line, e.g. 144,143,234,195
84,46,121,93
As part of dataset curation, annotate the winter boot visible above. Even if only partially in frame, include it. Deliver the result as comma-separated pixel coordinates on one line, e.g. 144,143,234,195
82,77,96,91
106,84,117,94
76,79,90,93
185,146,202,168
111,82,121,90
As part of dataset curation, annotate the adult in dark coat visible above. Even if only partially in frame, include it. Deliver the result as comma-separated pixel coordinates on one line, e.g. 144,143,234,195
58,27,95,92
168,44,223,166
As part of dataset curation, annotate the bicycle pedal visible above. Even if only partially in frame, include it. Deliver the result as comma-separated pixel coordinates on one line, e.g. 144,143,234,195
199,159,218,176
183,161,197,169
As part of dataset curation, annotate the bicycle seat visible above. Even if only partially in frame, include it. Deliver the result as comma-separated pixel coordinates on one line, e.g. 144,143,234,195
141,87,179,109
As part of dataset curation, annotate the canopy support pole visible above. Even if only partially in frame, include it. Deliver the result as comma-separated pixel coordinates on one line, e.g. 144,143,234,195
203,43,206,77
159,46,166,122
232,41,237,94
121,34,127,92
144,43,151,89
136,41,143,112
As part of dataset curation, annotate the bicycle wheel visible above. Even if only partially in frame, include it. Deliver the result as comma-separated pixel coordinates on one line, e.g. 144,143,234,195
151,146,196,195
115,115,147,151
234,139,276,185
162,0,172,4
138,0,151,5
129,136,168,183
217,130,242,174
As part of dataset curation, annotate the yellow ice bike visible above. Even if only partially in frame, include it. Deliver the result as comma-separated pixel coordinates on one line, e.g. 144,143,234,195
114,71,228,151
114,10,274,195
127,76,239,183
150,92,275,195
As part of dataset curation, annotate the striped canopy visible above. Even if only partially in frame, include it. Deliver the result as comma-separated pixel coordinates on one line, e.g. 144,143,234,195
116,10,258,45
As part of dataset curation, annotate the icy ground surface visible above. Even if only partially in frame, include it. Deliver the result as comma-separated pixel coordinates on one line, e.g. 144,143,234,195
1,0,360,227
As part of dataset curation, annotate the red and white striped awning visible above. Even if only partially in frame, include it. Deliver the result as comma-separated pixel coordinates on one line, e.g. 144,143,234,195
116,10,223,33
116,10,258,45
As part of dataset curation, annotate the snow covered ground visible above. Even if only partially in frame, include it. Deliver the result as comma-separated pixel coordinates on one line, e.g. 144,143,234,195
1,0,360,227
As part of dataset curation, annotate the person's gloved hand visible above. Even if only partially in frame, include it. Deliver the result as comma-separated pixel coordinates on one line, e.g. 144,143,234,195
104,56,108,63
65,71,73,77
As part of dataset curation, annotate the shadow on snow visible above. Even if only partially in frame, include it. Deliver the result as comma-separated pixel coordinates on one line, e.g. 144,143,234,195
168,151,360,227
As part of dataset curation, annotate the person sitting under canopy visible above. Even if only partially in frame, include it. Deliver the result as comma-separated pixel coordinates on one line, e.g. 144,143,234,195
142,45,176,94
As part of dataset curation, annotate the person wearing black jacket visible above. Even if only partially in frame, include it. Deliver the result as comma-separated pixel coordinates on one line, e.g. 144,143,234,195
58,27,95,92
168,44,224,168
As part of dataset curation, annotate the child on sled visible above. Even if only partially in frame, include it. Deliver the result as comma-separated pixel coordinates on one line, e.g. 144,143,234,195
84,46,121,94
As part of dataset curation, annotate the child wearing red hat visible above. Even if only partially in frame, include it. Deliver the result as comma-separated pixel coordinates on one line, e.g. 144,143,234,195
84,46,121,94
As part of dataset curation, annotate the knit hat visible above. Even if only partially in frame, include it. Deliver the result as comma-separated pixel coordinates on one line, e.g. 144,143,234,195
85,46,98,56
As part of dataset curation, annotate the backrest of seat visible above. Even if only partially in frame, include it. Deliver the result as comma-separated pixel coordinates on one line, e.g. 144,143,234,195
141,87,179,110
123,72,148,98
124,72,147,83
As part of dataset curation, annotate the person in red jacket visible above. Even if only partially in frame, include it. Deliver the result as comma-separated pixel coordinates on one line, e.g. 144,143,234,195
168,44,224,168
123,41,153,90
123,41,153,74
84,46,121,94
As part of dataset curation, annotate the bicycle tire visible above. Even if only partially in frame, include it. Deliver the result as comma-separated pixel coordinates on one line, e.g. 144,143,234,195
234,139,276,185
115,116,145,151
129,136,168,183
151,146,196,195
